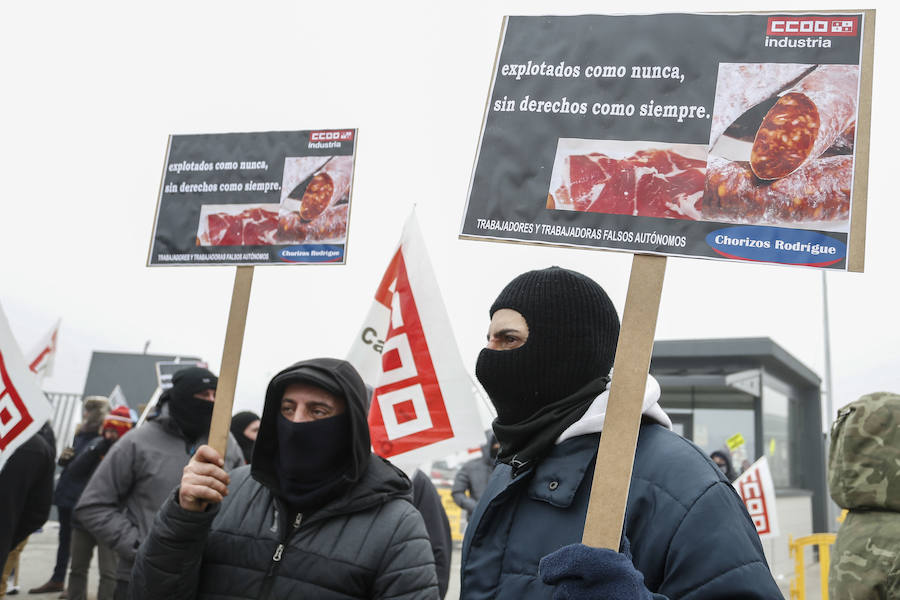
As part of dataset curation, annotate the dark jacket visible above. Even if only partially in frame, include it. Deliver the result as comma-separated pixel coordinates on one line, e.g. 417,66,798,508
0,423,55,567
461,425,782,599
131,358,439,600
412,470,453,599
74,401,243,581
54,432,107,509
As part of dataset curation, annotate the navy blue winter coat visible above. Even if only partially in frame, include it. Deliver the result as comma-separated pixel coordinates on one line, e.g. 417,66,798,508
460,424,783,599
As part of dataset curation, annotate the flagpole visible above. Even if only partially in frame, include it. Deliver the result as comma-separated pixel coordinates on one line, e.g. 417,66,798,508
822,271,834,431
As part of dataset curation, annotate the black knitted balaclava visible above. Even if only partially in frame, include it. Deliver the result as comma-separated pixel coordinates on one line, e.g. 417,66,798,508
168,367,218,441
476,267,620,464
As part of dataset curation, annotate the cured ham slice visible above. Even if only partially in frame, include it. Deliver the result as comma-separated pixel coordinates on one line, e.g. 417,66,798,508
704,155,851,224
750,65,859,180
201,206,278,246
551,149,706,220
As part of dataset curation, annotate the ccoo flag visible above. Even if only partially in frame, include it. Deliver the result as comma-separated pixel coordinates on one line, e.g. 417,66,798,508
732,456,780,540
347,212,484,466
0,302,53,471
27,319,60,384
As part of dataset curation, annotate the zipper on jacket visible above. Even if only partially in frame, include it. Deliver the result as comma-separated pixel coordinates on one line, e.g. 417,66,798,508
258,512,303,600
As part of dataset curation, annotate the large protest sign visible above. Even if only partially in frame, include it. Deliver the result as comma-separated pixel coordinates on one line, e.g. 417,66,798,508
149,129,357,267
461,12,872,271
347,213,484,466
734,456,780,539
0,302,53,471
461,11,874,550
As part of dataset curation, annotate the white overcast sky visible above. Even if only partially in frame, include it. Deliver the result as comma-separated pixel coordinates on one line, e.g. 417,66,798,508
1,1,896,429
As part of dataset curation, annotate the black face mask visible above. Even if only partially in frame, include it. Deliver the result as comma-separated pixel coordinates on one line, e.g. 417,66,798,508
274,413,351,511
169,394,215,441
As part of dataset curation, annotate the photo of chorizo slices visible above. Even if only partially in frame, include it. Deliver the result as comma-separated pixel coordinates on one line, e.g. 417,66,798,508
704,155,851,224
298,155,353,222
708,63,814,146
750,65,859,180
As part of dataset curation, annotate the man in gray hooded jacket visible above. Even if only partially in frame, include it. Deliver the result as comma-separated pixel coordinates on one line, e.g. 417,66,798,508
131,358,438,599
75,367,243,600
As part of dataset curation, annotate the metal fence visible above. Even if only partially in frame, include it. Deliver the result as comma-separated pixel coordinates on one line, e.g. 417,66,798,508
45,391,82,457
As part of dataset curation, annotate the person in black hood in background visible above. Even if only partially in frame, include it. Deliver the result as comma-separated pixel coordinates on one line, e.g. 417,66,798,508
131,358,439,600
229,410,259,464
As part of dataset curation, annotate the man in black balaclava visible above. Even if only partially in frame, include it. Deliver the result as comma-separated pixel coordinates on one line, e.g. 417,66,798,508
460,267,781,600
130,358,439,599
75,367,244,600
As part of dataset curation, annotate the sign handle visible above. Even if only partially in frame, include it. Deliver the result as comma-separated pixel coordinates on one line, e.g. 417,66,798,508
582,254,666,549
208,265,254,456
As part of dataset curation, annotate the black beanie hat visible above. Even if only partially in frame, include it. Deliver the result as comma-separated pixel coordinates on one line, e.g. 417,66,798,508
171,367,218,397
476,266,620,425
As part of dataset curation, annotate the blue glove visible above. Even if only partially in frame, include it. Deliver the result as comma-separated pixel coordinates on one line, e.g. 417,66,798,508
539,541,653,600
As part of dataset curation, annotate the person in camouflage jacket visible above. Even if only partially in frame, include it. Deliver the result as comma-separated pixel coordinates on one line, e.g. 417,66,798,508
828,391,900,599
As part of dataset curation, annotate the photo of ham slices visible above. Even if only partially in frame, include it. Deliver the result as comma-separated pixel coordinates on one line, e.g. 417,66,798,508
197,205,280,246
549,142,707,220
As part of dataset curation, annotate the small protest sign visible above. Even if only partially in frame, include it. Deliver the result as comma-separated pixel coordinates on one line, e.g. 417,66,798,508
149,129,357,267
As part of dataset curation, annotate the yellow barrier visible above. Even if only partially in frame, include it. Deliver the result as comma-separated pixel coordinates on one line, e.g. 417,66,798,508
437,488,465,542
788,533,836,600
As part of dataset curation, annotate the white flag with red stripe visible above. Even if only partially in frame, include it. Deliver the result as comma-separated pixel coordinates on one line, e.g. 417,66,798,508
733,456,780,540
26,319,60,383
347,213,484,465
0,303,53,471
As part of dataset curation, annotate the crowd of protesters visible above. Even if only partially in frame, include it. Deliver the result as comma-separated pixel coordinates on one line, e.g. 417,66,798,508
2,266,897,599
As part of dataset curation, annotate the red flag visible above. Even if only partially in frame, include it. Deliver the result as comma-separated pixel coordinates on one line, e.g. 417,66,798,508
0,303,53,469
733,456,780,539
347,213,485,465
27,319,60,382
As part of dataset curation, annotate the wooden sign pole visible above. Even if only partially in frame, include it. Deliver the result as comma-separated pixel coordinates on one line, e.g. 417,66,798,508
582,254,666,549
208,265,254,456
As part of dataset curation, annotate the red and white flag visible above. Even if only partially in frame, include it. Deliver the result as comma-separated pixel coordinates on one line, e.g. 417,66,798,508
347,213,484,466
0,303,53,471
27,319,60,383
733,456,780,539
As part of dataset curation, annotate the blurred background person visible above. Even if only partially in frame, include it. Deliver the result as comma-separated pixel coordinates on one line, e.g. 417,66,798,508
65,406,133,600
75,367,243,600
29,398,108,596
710,450,738,483
230,411,259,465
0,423,56,594
451,430,498,523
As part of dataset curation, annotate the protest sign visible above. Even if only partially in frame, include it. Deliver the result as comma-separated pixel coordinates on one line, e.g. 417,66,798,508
26,319,59,383
462,12,873,272
347,213,485,466
462,10,874,550
149,129,357,267
734,456,780,539
0,302,52,471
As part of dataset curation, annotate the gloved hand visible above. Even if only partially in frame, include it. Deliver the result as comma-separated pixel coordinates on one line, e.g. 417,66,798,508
539,540,653,600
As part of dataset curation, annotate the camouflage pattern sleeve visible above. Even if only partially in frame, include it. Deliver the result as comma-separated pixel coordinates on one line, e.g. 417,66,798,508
829,511,900,599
